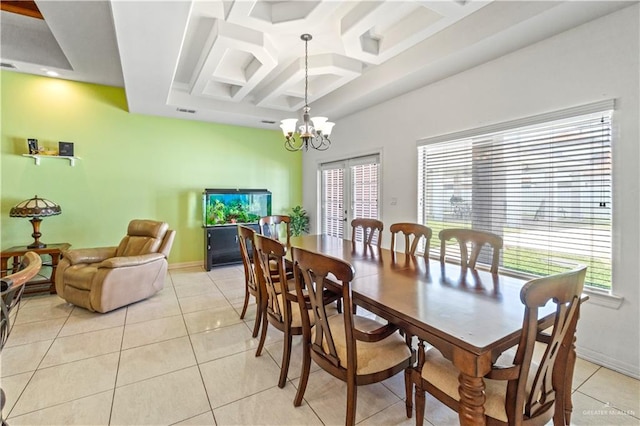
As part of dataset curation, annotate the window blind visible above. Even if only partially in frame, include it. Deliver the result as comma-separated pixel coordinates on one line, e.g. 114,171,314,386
418,109,613,290
352,162,380,244
321,167,344,238
320,154,380,241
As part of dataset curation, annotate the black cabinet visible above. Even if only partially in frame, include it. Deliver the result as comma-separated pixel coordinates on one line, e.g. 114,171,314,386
204,224,259,270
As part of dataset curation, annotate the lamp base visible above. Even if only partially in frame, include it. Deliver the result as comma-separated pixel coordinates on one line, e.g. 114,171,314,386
28,217,46,249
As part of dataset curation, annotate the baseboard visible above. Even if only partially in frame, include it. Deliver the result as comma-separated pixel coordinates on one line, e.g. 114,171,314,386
577,346,640,379
168,261,203,270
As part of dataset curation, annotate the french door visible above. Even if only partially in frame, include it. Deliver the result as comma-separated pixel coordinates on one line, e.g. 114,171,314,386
320,154,380,239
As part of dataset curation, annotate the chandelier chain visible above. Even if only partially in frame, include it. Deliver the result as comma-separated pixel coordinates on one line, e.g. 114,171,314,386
304,36,309,107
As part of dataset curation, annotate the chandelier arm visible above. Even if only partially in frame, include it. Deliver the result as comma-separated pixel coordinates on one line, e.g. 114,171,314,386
285,135,305,152
309,135,331,151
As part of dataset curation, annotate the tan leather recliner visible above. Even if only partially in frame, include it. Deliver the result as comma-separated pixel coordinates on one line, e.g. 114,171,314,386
55,220,176,313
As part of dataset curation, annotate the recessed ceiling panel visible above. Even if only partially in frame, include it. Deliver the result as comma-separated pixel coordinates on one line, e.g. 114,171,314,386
12,0,619,129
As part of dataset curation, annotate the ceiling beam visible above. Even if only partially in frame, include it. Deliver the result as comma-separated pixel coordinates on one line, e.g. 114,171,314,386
1,1,44,20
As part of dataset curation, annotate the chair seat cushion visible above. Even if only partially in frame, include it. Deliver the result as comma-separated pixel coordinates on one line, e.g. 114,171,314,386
63,264,97,291
421,348,538,422
313,314,411,375
275,293,312,328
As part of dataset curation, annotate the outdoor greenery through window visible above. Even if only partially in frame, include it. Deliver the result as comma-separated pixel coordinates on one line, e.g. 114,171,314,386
418,104,613,290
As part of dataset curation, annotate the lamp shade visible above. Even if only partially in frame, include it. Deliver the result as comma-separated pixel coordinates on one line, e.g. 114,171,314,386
10,195,61,218
280,119,298,136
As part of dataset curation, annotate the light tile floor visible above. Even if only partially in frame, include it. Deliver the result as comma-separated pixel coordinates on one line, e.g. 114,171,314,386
1,265,639,425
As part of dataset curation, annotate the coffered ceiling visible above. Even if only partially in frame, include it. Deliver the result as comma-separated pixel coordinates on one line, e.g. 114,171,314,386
0,1,634,129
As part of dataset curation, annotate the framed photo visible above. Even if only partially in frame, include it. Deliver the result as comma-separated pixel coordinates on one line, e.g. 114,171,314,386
58,141,74,157
27,138,39,154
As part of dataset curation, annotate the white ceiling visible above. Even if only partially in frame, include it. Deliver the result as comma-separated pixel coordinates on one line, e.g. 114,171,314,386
1,1,634,130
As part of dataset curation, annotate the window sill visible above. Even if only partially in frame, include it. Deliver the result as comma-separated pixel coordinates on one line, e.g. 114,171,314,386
582,287,624,309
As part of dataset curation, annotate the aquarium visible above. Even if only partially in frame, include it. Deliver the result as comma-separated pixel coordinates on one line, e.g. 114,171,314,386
203,189,272,226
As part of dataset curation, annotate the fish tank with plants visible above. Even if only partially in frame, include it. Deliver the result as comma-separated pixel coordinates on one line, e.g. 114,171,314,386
203,189,272,227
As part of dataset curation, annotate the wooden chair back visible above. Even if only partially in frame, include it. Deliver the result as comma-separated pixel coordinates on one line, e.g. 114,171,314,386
291,246,413,425
351,218,384,246
237,225,261,336
254,233,310,388
259,215,291,247
1,251,42,351
292,246,355,370
390,223,432,258
439,228,503,273
253,234,289,325
500,265,587,424
414,266,586,425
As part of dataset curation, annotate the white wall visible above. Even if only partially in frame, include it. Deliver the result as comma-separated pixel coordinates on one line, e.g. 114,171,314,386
302,5,640,378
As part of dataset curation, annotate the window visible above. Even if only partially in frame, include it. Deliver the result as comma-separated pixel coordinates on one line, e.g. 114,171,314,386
418,103,613,290
321,155,380,240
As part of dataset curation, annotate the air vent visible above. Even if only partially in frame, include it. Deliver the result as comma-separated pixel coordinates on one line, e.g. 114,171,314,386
176,107,196,114
261,120,276,124
1,62,17,69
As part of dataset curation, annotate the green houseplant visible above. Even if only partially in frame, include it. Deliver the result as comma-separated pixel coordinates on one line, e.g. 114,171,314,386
289,205,310,236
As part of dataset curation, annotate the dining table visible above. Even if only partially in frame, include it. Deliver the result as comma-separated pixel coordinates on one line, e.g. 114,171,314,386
289,234,580,426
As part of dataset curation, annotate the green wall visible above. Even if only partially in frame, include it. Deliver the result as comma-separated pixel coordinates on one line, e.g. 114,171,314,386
0,71,302,264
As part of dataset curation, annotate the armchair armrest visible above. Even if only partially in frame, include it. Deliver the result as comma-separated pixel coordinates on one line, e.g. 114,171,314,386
98,252,165,269
64,247,117,265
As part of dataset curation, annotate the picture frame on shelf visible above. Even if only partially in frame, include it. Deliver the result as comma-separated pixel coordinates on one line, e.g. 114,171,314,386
27,138,39,154
58,141,74,157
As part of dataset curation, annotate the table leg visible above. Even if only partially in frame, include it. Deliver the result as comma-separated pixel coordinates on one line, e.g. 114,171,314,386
0,256,8,278
458,373,486,425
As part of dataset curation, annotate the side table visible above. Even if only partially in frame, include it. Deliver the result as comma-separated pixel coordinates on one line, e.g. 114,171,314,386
0,243,70,295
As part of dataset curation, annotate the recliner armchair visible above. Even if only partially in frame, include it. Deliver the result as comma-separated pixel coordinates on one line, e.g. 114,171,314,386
55,219,175,313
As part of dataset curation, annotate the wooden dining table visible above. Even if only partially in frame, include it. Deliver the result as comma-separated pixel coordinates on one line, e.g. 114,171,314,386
289,234,578,426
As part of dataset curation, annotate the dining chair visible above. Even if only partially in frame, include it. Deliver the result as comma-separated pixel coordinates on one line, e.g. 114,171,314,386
259,215,291,246
411,265,587,426
253,233,308,388
390,223,433,258
439,228,503,274
259,215,294,278
291,246,413,426
1,251,42,426
351,218,384,246
237,225,262,338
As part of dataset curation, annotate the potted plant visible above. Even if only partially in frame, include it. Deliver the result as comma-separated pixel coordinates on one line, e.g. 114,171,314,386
289,205,310,236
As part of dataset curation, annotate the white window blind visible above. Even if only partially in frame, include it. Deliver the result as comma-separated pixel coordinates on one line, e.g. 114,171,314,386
418,107,613,290
321,166,345,238
320,154,380,240
352,162,379,221
352,161,380,244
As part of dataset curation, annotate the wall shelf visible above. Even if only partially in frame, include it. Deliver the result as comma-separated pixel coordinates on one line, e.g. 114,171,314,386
22,154,80,166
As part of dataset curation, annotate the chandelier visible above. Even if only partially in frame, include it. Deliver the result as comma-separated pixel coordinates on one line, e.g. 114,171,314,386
281,34,334,152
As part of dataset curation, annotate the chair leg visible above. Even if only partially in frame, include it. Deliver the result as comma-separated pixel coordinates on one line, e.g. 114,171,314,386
1,387,6,426
294,338,311,407
405,368,413,418
346,375,357,426
255,310,268,357
415,382,425,426
239,286,250,319
279,327,292,388
251,302,261,338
